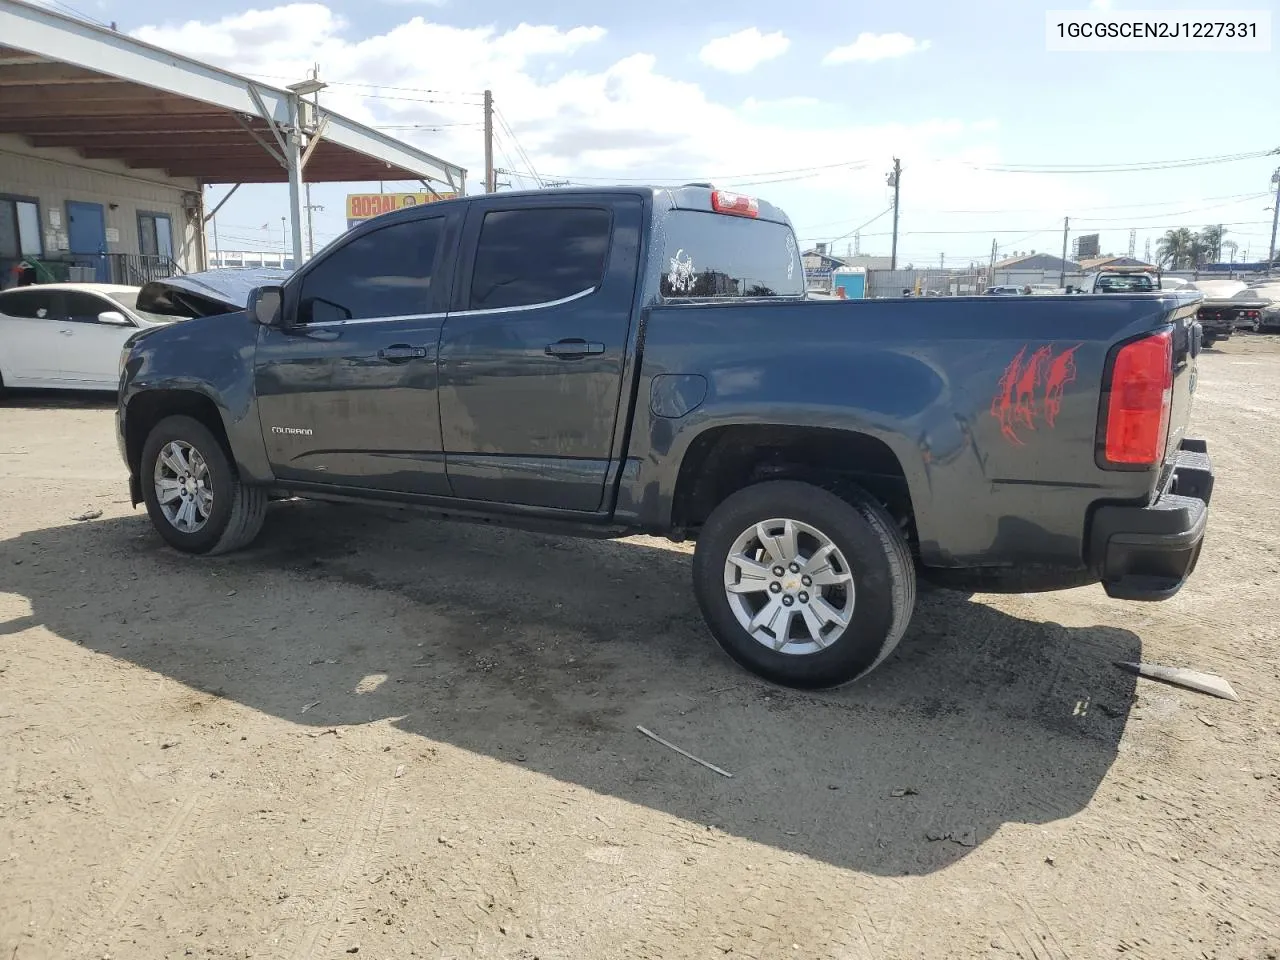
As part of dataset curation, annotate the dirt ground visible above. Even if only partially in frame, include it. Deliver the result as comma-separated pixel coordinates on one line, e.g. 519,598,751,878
2,337,1278,960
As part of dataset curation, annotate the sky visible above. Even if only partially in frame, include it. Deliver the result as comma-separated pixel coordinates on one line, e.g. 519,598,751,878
48,0,1280,266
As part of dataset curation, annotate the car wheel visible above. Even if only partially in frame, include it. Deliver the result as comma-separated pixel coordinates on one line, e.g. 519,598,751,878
1203,334,1217,347
692,480,916,689
141,414,267,555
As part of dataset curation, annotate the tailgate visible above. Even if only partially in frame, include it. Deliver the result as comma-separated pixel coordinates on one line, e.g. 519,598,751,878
1160,295,1203,478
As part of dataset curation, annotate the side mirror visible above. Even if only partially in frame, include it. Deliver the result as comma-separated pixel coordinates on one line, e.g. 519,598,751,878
98,310,131,326
249,285,284,327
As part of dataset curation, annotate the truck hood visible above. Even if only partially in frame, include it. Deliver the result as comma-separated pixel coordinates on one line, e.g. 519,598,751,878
136,267,291,319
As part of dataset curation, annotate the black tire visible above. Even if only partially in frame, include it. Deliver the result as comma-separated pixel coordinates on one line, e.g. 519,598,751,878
692,480,916,689
1202,334,1216,347
140,414,267,555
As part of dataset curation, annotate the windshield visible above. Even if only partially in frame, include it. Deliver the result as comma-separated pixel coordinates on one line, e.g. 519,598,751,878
108,290,188,324
1096,274,1156,293
660,211,804,299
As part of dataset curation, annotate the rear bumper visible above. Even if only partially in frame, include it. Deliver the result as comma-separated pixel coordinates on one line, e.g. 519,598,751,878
1089,439,1213,601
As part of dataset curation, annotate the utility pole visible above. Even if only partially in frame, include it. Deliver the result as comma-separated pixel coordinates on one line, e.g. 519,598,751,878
988,238,998,287
940,252,945,271
854,231,861,256
1128,229,1136,259
483,89,495,193
1059,216,1069,288
212,218,220,266
887,158,901,271
1267,167,1280,271
304,183,324,258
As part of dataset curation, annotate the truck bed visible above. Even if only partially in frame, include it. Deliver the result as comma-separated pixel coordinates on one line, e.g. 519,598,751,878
624,291,1203,578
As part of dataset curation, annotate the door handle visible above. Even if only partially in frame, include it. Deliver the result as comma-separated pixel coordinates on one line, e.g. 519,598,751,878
378,344,428,362
545,338,605,358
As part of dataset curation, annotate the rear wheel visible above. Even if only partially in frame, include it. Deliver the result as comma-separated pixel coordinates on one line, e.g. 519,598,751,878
140,415,267,555
692,480,916,689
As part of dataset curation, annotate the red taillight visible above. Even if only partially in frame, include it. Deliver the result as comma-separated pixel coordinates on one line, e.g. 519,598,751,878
711,190,759,218
1103,330,1173,466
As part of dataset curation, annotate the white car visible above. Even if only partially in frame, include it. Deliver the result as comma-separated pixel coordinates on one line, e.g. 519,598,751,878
0,283,184,392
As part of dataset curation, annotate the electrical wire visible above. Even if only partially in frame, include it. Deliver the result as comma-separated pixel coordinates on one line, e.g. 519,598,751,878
961,149,1276,174
494,106,542,187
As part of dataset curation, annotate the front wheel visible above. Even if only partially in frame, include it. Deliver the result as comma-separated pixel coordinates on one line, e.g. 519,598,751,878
692,481,916,689
140,415,267,555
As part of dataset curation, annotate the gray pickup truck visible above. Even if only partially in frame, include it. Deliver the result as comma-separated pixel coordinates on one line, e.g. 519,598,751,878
117,186,1214,688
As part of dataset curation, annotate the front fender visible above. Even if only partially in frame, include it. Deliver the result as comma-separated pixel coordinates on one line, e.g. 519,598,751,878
119,313,274,485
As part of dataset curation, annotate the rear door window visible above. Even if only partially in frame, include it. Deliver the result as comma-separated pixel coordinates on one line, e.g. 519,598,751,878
660,211,804,299
0,289,58,319
468,207,611,311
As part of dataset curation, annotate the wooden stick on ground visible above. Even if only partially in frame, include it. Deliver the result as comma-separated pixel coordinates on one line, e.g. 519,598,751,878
636,725,734,778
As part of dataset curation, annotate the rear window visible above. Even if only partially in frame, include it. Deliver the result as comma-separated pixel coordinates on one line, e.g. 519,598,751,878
660,211,804,299
1097,274,1156,293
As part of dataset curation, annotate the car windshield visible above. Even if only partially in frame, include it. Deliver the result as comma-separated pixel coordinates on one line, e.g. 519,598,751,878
107,290,188,324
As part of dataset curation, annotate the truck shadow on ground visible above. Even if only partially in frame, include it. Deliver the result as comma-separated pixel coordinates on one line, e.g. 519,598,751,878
0,501,1140,877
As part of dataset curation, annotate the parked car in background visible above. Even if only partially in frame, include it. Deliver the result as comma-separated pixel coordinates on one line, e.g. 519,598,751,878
0,283,187,392
983,285,1022,295
1186,279,1269,342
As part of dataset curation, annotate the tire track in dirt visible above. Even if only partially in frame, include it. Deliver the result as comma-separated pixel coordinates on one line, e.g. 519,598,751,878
277,779,392,960
70,792,202,958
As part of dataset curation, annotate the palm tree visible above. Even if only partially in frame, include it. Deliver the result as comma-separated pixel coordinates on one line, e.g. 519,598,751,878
1156,227,1195,269
1196,225,1226,264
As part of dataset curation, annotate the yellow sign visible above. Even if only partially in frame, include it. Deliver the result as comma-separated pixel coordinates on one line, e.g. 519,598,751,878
345,191,456,224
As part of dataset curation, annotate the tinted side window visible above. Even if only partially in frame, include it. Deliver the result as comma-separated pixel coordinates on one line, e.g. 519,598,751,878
469,207,610,311
298,217,442,324
64,292,115,323
0,290,56,319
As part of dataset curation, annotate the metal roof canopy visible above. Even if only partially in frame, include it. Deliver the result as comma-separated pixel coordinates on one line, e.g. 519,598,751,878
0,0,467,263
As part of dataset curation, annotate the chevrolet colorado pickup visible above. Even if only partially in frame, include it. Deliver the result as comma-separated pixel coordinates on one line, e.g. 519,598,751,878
117,186,1213,688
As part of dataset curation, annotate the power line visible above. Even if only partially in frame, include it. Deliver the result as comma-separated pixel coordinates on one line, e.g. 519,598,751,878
374,122,483,130
45,0,112,27
249,74,483,98
494,106,542,187
492,157,875,186
963,149,1277,174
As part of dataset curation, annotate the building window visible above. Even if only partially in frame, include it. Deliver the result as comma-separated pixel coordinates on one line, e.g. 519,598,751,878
0,196,43,260
138,212,174,260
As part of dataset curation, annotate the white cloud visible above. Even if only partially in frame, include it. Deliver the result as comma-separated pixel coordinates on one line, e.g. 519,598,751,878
132,5,1098,255
698,28,790,74
823,32,931,65
380,0,446,6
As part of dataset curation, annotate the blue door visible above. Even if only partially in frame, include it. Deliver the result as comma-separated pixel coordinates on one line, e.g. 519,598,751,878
66,201,107,282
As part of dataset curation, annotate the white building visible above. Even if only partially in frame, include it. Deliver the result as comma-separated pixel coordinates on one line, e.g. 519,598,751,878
0,0,464,290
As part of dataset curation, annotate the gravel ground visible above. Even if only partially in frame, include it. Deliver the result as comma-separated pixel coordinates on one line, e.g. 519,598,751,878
2,337,1278,960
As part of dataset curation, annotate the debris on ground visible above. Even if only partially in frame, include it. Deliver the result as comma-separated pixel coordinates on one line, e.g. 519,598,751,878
925,829,976,847
636,725,734,778
1114,661,1240,701
891,787,919,798
300,700,321,714
70,509,103,522
394,764,405,778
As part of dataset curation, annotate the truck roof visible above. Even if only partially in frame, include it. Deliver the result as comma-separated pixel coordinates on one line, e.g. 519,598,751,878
354,184,795,230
